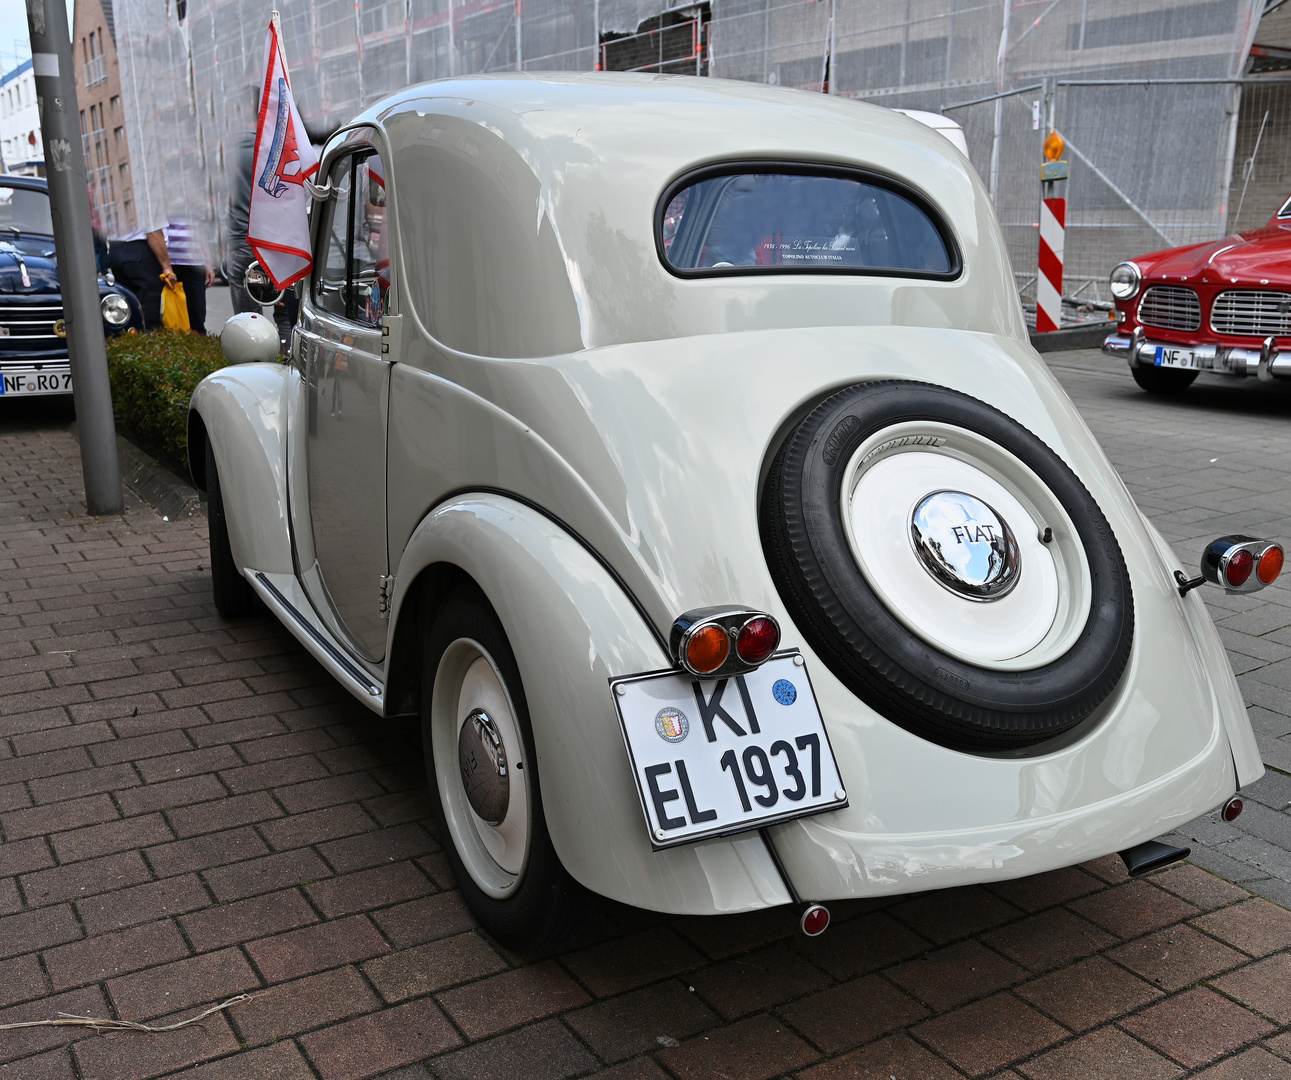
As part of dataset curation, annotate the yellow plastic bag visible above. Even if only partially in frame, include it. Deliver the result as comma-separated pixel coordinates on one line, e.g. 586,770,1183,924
161,276,190,332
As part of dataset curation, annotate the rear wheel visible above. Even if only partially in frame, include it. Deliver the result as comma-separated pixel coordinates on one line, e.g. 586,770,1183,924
204,439,256,617
1131,364,1198,394
421,584,584,950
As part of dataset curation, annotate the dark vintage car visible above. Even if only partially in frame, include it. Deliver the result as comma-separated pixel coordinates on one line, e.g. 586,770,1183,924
0,175,142,398
1103,198,1291,393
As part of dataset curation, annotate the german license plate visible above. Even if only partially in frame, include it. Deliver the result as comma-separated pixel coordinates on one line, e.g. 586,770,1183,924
612,652,847,848
1154,346,1197,370
0,371,73,395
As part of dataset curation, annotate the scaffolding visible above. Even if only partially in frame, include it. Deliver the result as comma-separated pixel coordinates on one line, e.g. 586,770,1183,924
115,0,1273,296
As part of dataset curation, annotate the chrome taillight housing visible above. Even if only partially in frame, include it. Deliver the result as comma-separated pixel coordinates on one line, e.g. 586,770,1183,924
671,606,782,678
1201,535,1284,593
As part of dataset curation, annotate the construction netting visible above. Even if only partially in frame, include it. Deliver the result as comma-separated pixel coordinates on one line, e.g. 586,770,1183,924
116,0,1273,314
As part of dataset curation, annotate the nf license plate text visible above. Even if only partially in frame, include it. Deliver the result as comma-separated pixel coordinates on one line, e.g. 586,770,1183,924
0,372,72,395
1154,346,1196,370
612,653,847,848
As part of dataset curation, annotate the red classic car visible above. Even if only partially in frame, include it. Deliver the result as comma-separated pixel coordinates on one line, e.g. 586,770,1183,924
1103,197,1291,393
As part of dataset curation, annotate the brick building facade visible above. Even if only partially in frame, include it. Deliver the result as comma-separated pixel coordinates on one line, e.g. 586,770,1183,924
72,0,136,239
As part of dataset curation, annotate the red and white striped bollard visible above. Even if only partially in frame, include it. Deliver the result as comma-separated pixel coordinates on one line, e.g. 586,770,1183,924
1036,196,1065,334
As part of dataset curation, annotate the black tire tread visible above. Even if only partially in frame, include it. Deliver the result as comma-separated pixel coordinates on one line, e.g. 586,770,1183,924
205,439,257,618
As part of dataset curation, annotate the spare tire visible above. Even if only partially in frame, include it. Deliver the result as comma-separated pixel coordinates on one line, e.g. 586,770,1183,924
760,380,1133,751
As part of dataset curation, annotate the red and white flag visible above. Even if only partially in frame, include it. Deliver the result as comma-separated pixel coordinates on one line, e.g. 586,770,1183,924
247,13,319,290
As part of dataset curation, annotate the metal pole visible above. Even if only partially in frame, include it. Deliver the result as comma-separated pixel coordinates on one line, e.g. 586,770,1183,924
1217,82,1243,239
989,0,1014,207
25,0,123,515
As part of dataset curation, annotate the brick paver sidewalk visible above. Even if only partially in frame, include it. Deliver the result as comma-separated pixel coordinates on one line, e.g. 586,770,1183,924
6,386,1291,1080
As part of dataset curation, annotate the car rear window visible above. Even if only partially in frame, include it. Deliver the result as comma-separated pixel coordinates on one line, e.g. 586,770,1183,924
658,166,957,279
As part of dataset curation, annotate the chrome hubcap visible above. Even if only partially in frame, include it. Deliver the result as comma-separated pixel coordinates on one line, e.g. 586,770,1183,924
431,641,531,898
911,490,1021,601
458,708,509,825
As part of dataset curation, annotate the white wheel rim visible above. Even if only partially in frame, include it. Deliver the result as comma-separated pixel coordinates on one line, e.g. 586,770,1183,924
840,421,1092,670
431,639,531,898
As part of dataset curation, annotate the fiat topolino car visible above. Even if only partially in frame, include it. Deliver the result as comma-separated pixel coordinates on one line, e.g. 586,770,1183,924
190,73,1276,948
1104,195,1291,393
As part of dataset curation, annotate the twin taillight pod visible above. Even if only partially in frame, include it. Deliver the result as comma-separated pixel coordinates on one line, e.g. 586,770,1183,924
670,607,782,678
1202,536,1284,593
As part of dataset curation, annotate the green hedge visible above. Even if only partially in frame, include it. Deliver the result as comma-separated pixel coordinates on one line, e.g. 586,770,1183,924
106,330,228,472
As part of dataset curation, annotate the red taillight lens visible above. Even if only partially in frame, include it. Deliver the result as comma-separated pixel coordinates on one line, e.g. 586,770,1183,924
1259,546,1284,585
736,617,779,665
686,624,730,674
1226,549,1255,588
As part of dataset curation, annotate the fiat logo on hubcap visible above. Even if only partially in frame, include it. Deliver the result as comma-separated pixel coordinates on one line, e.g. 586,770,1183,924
910,490,1021,601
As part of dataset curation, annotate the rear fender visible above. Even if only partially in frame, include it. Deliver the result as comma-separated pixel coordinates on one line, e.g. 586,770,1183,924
187,364,294,575
386,494,794,914
1138,514,1263,786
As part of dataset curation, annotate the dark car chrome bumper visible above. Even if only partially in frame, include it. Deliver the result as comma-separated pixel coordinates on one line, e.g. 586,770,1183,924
1104,331,1291,381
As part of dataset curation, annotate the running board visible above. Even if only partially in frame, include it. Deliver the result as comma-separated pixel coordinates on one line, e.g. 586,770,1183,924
245,569,385,714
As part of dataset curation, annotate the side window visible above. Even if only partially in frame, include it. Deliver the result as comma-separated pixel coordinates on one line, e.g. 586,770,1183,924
314,155,352,317
312,147,391,325
351,156,388,327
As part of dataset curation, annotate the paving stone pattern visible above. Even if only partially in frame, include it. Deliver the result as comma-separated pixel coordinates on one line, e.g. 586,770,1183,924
3,360,1291,1079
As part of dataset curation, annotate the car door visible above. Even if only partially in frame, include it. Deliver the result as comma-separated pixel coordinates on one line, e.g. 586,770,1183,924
295,141,392,662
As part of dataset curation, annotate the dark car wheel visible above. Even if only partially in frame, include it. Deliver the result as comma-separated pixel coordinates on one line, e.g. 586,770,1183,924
205,439,257,618
1131,365,1198,394
422,584,586,950
761,380,1134,751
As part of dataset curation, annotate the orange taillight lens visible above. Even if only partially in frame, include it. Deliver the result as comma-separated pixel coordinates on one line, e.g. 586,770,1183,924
686,624,730,674
1259,545,1284,585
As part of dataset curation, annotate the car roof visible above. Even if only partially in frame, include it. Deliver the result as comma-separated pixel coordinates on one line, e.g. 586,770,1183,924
351,73,1019,354
365,72,965,175
0,176,48,193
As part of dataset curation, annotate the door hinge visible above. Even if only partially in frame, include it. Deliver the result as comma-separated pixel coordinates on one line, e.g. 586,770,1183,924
378,574,395,619
380,314,402,357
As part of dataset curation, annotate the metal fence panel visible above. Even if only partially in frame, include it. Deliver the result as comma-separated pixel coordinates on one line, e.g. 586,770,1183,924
112,0,1273,313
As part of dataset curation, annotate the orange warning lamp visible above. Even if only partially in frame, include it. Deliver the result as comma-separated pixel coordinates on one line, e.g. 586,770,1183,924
1043,131,1065,163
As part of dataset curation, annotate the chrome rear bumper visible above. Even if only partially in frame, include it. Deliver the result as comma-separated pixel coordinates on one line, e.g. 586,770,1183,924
1103,332,1291,381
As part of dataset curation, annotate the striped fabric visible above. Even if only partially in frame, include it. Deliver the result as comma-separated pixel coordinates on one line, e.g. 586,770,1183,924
164,222,205,267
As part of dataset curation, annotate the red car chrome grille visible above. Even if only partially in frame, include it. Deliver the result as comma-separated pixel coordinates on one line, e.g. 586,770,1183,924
1138,285,1201,332
1211,290,1291,337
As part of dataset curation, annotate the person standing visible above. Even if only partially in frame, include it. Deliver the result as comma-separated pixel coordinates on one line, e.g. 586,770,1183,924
225,131,261,316
108,217,173,331
165,220,215,334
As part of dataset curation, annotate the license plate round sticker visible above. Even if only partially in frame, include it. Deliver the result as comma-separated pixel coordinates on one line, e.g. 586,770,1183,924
611,652,847,848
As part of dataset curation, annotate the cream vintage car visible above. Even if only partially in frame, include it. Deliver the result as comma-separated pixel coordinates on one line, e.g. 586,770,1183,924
190,73,1279,949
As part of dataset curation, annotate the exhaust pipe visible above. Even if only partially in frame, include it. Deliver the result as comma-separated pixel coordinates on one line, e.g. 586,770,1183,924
1119,839,1190,878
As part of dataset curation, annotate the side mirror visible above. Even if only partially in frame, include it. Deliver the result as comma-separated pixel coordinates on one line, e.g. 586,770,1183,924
1177,535,1284,596
245,262,284,306
220,312,281,365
